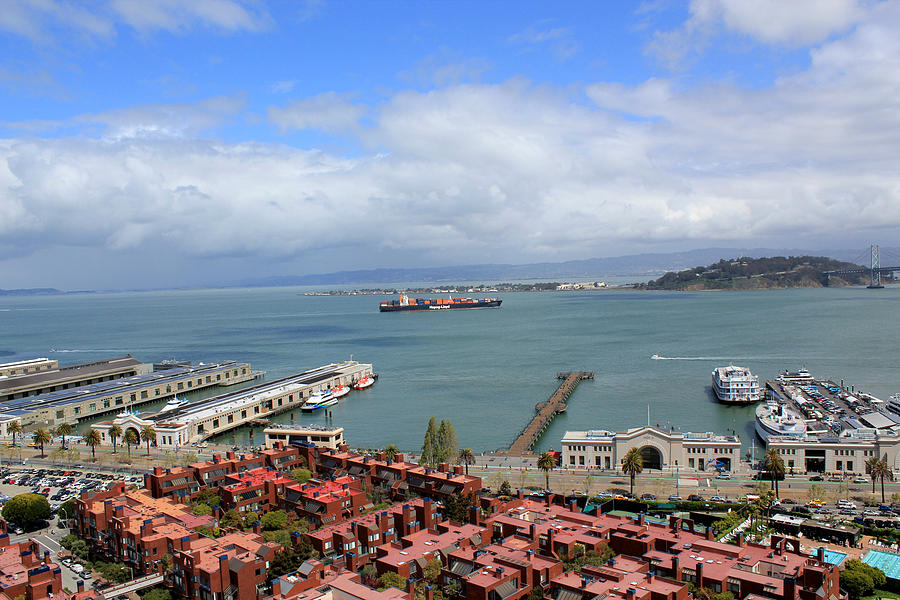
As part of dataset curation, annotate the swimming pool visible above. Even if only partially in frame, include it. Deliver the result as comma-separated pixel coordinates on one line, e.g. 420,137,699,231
863,550,900,579
820,549,847,566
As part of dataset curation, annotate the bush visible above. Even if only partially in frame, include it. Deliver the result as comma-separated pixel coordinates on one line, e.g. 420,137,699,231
841,559,887,599
2,494,51,525
261,510,288,531
192,503,212,516
141,589,171,600
219,509,244,530
290,468,312,483
378,572,407,591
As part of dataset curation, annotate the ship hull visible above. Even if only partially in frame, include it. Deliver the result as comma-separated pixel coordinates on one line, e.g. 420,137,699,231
380,299,502,312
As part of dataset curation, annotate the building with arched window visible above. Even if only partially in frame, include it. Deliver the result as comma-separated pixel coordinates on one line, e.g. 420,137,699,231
560,426,742,474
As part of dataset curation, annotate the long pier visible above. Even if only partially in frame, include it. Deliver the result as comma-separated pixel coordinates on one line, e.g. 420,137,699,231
505,371,593,455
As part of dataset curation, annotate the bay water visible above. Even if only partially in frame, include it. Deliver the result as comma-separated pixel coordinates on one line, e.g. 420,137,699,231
1,285,898,454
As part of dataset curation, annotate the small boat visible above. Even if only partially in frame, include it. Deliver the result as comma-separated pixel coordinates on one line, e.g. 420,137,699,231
158,394,188,414
301,392,337,412
330,385,350,399
353,376,374,390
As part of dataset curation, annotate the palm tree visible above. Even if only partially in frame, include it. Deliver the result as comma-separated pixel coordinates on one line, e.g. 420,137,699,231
458,448,476,475
537,452,556,491
33,428,51,458
109,424,123,454
124,429,138,458
56,422,73,448
763,449,785,497
85,429,102,460
621,447,643,496
8,420,22,447
874,459,893,503
383,444,399,461
141,425,157,456
866,456,880,494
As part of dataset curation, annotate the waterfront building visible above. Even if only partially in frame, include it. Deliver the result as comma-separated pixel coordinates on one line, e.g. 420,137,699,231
74,483,214,576
264,424,346,449
561,427,741,473
0,528,67,600
283,476,368,527
0,355,148,402
170,531,279,600
764,433,885,474
0,357,57,378
218,467,294,514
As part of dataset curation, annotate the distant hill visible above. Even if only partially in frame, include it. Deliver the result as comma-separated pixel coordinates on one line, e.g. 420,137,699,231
635,256,871,290
236,247,862,287
0,288,64,296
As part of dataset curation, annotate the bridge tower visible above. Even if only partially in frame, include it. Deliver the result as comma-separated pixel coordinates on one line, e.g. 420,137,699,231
868,244,884,289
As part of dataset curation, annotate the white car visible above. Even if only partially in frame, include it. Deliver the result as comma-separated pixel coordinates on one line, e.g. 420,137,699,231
71,564,84,573
838,500,857,509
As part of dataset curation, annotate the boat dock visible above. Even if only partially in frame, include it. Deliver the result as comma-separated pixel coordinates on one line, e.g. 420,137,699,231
504,371,593,455
149,361,373,445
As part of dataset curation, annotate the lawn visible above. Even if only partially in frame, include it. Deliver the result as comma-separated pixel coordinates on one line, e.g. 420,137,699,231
862,589,900,600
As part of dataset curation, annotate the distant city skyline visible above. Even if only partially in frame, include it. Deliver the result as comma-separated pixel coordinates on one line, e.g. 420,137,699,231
2,0,899,289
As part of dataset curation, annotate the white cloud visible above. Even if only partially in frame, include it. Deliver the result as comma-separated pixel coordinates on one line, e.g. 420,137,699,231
267,93,366,133
3,3,900,284
509,22,579,61
648,0,864,65
109,0,270,33
270,80,297,94
0,0,115,41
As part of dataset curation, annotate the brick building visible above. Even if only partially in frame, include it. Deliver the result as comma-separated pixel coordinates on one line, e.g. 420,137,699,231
171,532,280,600
0,535,65,600
219,467,294,514
283,476,368,527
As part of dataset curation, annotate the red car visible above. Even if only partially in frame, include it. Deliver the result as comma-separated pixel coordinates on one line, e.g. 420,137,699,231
780,498,795,504
39,488,50,496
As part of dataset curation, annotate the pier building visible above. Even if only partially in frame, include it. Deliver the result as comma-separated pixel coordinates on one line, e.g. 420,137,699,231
264,424,346,449
0,355,149,402
561,427,741,473
0,360,257,430
0,357,57,377
92,361,372,447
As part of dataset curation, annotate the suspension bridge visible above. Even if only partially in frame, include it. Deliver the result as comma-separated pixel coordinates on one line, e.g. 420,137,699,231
824,244,900,289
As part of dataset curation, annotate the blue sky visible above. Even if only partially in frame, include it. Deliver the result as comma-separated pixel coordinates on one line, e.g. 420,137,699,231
1,0,898,289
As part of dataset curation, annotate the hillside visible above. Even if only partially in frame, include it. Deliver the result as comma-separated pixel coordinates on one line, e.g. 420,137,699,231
635,256,871,291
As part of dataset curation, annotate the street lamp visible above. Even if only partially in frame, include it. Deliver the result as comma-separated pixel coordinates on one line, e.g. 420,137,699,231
675,461,679,496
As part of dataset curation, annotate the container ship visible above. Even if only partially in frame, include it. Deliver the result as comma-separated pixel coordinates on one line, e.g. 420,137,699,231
379,294,502,312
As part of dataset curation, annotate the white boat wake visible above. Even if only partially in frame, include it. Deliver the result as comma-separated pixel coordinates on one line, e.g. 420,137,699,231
651,354,770,361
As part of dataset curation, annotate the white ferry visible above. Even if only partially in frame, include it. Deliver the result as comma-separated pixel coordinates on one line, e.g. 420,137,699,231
712,365,761,405
755,400,807,441
301,392,337,413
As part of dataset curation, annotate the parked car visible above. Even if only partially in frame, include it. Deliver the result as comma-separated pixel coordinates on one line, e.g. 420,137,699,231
640,493,657,501
688,494,704,502
854,477,869,484
710,495,727,502
668,495,683,502
780,498,795,504
809,475,824,481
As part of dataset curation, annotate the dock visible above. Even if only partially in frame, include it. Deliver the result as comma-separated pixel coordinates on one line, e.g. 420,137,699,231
505,371,593,455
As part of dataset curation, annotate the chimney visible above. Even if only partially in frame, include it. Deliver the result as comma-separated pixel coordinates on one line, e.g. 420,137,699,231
637,514,645,526
817,547,826,563
425,585,434,600
672,556,680,581
423,498,434,530
627,589,636,600
454,465,463,475
517,489,524,501
227,451,236,460
253,521,262,535
737,532,744,547
77,580,85,593
376,452,386,461
569,499,577,512
438,463,448,473
469,505,480,526
706,527,713,541
696,562,704,587
154,467,163,475
394,453,405,463
784,577,796,600
529,524,536,540
407,578,416,600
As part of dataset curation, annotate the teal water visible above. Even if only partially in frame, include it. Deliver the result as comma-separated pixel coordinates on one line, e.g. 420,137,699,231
1,286,899,453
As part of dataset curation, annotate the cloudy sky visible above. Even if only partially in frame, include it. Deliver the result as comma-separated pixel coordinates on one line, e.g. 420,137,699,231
1,0,899,289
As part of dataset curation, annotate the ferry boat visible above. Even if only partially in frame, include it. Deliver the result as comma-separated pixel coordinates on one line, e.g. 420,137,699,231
158,395,188,414
353,376,374,390
301,392,337,413
379,294,501,312
755,400,807,441
711,365,761,405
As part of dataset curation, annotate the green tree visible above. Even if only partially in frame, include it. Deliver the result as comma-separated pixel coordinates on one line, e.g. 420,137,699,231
437,419,458,464
383,444,399,461
2,493,51,525
841,568,875,599
621,447,643,496
421,417,439,466
378,572,407,591
56,422,73,448
243,511,260,529
33,428,51,458
8,420,22,447
763,449,785,497
289,468,312,483
142,589,172,600
58,498,76,524
141,424,157,455
60,534,90,560
458,448,475,475
220,509,244,530
192,504,212,516
873,459,893,503
499,478,512,496
195,488,220,507
423,558,442,583
261,510,288,531
537,452,556,490
85,429,102,460
109,424,123,454
123,428,138,458
442,491,478,523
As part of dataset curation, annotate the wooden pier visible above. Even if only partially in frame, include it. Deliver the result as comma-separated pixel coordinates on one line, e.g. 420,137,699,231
505,371,593,455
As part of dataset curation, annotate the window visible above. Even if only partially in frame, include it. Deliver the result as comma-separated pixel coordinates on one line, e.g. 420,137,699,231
569,456,575,465
228,415,234,424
